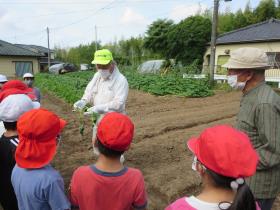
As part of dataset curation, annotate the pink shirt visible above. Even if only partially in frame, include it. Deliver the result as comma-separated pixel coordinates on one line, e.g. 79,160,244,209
70,165,147,210
165,196,261,210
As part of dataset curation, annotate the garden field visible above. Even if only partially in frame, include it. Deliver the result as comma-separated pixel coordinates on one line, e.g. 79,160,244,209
36,72,280,210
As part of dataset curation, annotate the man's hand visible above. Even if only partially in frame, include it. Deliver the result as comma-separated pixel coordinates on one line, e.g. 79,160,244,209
84,106,98,116
73,100,87,110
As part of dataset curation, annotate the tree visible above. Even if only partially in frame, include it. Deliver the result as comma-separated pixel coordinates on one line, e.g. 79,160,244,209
218,12,236,34
166,16,211,65
243,1,258,25
143,19,174,57
233,9,248,28
254,0,276,22
276,0,280,18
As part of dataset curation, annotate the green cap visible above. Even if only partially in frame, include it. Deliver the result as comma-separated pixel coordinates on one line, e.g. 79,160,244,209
91,49,113,65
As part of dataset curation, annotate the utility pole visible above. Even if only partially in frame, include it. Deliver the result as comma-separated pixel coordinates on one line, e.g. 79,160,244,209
209,0,232,86
209,0,219,86
47,27,51,69
95,25,98,51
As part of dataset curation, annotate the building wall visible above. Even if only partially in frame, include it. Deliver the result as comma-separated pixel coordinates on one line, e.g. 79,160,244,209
0,56,40,77
203,42,280,77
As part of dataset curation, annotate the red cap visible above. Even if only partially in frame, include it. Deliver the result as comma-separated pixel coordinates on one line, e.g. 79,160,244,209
0,80,36,102
1,80,28,91
97,112,134,151
15,109,67,169
187,125,258,178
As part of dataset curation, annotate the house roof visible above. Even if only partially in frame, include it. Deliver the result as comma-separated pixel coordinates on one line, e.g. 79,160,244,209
0,40,42,57
216,18,280,45
39,57,62,64
14,44,54,54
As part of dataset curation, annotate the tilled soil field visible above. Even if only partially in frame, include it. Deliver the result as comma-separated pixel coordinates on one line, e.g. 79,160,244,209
42,89,280,210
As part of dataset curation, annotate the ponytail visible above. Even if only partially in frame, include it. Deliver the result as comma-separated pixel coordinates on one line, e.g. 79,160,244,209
206,169,256,210
228,184,256,210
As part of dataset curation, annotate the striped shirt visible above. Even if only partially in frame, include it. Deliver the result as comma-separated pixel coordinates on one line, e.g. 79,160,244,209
236,82,280,199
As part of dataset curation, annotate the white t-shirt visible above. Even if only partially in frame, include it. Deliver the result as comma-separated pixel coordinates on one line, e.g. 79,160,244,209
186,196,227,210
165,196,231,210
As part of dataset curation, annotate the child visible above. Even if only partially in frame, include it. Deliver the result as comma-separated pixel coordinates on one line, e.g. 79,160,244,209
165,125,260,210
0,94,38,210
11,109,70,210
69,112,147,210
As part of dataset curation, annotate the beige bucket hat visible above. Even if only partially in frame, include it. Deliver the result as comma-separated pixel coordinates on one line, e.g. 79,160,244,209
222,47,271,70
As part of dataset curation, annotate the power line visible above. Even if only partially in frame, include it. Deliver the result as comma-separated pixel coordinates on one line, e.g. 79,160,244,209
51,0,119,30
1,0,184,4
0,0,119,43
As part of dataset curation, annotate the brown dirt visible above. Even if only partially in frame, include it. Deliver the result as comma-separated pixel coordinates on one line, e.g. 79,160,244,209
41,89,280,210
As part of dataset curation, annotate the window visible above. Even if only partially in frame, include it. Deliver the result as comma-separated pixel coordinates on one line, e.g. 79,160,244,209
266,52,280,69
14,61,33,77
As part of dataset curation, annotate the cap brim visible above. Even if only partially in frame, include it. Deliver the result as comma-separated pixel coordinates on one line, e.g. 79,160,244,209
91,60,111,65
187,137,198,154
59,119,67,132
32,101,40,109
222,60,271,69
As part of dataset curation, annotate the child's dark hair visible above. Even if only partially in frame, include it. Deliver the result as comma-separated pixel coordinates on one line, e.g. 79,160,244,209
206,169,256,210
3,121,17,130
96,138,124,158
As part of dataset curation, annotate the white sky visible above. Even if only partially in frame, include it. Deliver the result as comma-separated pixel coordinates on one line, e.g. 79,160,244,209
0,0,262,48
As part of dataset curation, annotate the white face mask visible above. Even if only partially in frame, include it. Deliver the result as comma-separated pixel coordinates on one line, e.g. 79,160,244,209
227,75,246,90
98,69,111,79
192,156,198,171
24,79,33,87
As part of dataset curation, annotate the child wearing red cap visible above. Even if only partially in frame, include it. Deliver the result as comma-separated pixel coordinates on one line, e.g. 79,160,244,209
11,109,70,210
69,112,147,210
165,125,260,210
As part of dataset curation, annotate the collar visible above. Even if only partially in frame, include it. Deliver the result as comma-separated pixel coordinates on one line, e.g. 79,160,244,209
90,164,128,177
105,66,119,81
243,81,266,97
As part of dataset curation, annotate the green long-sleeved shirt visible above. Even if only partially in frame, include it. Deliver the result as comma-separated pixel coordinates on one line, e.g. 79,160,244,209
236,82,280,199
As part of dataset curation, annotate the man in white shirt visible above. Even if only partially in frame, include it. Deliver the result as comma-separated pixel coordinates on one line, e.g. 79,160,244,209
74,49,129,162
73,49,129,115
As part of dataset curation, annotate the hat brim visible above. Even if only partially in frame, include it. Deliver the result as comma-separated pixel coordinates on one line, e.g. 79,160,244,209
91,60,111,65
187,137,198,154
32,101,40,109
59,119,67,132
222,60,271,70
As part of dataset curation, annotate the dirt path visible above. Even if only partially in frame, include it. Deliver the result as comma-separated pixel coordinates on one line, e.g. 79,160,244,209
42,89,279,210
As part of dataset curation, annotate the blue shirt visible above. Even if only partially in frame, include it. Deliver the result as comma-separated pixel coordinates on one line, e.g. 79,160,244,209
12,164,70,210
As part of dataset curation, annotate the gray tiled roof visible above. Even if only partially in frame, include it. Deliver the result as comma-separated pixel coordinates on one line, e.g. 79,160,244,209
15,44,54,54
216,18,280,45
0,40,42,57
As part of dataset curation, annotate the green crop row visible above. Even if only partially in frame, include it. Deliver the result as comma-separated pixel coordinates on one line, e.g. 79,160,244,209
35,68,213,104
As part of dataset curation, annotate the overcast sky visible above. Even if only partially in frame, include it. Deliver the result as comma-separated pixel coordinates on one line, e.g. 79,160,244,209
0,0,262,48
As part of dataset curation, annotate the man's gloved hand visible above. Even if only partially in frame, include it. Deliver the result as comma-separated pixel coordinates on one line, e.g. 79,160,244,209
84,106,98,116
73,99,87,110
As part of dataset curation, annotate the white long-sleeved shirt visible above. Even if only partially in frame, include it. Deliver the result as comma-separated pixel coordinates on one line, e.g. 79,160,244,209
82,67,129,114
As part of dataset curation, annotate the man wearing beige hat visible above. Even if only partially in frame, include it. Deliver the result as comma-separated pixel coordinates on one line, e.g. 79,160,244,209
223,47,280,210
